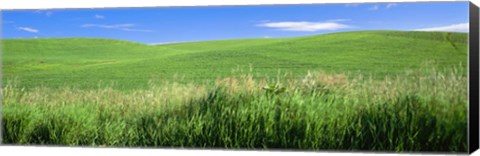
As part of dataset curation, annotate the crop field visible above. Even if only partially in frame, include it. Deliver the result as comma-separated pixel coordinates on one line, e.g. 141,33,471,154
1,31,469,152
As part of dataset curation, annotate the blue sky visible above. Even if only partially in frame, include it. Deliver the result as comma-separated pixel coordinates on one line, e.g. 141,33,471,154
1,1,469,44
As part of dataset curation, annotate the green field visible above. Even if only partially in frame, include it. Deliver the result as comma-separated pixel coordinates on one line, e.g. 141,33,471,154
1,30,469,152
2,30,467,89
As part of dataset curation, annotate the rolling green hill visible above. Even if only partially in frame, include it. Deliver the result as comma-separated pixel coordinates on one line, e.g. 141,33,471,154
2,30,469,151
2,30,468,89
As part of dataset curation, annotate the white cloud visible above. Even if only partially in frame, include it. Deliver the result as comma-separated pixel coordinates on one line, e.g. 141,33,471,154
81,24,154,32
17,27,39,33
34,10,53,16
367,3,396,11
256,21,351,32
263,36,271,38
386,3,398,8
414,23,469,32
94,14,105,19
368,5,380,10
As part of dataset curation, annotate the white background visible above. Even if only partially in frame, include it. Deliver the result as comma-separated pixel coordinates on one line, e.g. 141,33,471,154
0,0,479,156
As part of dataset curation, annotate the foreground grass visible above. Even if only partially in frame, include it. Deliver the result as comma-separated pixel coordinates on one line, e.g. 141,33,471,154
2,65,467,152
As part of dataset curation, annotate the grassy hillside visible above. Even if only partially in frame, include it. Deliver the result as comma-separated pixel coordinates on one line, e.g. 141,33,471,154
1,30,469,152
2,30,468,89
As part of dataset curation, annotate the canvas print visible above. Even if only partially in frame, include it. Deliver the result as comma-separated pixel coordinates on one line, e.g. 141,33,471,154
1,1,470,153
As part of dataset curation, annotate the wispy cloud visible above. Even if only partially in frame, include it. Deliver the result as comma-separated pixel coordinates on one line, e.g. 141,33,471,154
34,10,53,16
414,23,469,32
94,14,105,19
17,27,39,33
368,3,397,11
256,20,352,32
386,3,398,8
368,5,380,11
81,24,154,32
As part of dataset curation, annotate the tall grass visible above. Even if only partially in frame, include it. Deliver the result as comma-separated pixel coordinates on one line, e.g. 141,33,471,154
1,65,467,152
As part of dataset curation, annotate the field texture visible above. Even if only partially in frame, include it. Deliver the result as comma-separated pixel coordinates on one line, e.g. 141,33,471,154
1,31,469,152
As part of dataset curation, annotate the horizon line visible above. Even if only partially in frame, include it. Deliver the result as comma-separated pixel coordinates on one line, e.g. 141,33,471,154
1,29,469,45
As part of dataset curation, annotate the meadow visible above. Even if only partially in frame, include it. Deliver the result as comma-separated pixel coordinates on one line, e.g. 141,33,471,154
1,30,469,152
